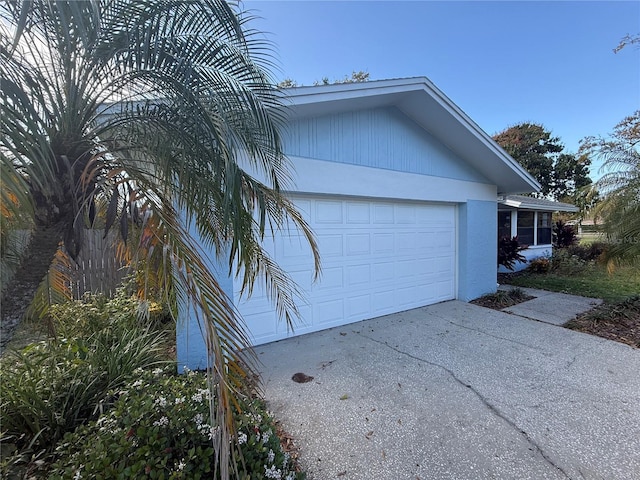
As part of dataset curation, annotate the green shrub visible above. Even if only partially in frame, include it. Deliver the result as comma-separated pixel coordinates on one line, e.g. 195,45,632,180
528,257,552,273
49,285,170,339
0,296,168,457
551,249,590,275
566,242,608,262
50,368,304,480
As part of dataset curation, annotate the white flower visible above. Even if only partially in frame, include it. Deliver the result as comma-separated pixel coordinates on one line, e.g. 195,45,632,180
285,473,296,480
153,416,169,427
261,430,271,444
207,426,219,440
264,465,282,479
176,460,186,471
174,397,185,405
73,465,84,480
193,413,204,426
152,367,164,375
191,392,203,403
282,452,290,469
154,396,167,408
131,379,143,388
267,449,275,463
237,432,248,445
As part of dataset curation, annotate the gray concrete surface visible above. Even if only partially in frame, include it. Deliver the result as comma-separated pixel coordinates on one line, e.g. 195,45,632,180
256,300,640,480
498,286,603,326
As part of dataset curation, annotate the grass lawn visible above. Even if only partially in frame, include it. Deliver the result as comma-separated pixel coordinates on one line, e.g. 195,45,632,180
503,264,640,303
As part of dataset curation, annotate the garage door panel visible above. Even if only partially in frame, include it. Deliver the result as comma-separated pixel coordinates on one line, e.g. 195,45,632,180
435,231,454,248
435,256,454,274
372,261,395,283
315,200,343,223
397,232,416,250
372,233,394,253
346,202,370,224
346,294,371,319
315,298,344,324
288,268,314,292
373,204,394,224
346,264,371,286
237,196,456,345
314,266,344,291
284,303,312,334
372,289,397,315
437,280,454,298
346,234,370,255
318,234,343,256
395,205,416,224
280,235,313,261
243,312,278,338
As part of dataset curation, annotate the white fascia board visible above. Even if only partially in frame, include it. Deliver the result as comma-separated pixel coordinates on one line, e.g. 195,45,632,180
286,156,497,203
498,199,579,212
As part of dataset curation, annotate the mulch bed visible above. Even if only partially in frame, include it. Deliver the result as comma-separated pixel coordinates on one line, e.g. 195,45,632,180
565,297,640,348
470,289,535,310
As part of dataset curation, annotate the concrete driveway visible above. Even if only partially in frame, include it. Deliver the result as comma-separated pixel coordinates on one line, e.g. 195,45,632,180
255,300,640,480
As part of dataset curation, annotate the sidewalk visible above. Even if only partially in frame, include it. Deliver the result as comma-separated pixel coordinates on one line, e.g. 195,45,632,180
497,286,603,326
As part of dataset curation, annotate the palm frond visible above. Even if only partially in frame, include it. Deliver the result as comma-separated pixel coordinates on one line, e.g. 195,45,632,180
1,2,319,477
586,110,640,267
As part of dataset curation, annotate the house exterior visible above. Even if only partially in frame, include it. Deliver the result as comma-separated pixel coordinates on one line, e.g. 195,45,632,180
178,77,540,368
498,195,579,272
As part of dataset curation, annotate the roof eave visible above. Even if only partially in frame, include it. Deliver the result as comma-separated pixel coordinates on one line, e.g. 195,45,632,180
280,78,540,195
498,199,579,213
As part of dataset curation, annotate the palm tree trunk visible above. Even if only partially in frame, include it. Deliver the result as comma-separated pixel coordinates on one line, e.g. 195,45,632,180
0,225,62,352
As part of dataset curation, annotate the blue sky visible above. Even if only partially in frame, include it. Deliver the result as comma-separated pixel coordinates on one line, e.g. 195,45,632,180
245,1,639,177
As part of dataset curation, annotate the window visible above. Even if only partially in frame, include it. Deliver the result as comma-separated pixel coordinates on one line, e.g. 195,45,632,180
517,211,534,245
537,212,552,245
498,211,511,239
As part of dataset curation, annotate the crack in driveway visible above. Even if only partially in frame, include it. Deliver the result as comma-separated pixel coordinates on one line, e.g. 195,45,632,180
358,333,574,480
444,319,541,351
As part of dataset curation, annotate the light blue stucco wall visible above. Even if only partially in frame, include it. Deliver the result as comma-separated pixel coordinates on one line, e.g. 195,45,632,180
177,105,501,364
176,222,233,373
458,200,498,301
284,107,491,184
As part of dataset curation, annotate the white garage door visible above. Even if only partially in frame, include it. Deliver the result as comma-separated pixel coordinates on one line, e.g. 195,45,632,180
234,195,456,345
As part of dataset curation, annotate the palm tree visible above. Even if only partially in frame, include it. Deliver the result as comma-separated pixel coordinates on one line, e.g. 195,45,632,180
0,0,318,477
581,111,640,266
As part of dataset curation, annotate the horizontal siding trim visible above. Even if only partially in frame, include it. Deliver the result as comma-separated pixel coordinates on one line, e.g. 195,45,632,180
288,156,497,203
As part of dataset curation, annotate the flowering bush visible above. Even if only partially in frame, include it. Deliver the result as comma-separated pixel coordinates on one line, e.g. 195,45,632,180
528,256,552,273
50,368,303,479
0,323,167,456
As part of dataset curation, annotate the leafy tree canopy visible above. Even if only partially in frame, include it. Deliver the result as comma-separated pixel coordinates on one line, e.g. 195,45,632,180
493,123,591,201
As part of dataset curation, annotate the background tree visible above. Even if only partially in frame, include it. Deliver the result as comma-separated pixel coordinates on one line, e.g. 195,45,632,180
614,33,640,53
277,78,298,88
552,152,592,202
314,70,370,85
0,1,319,477
580,110,640,266
278,70,370,88
493,122,591,201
